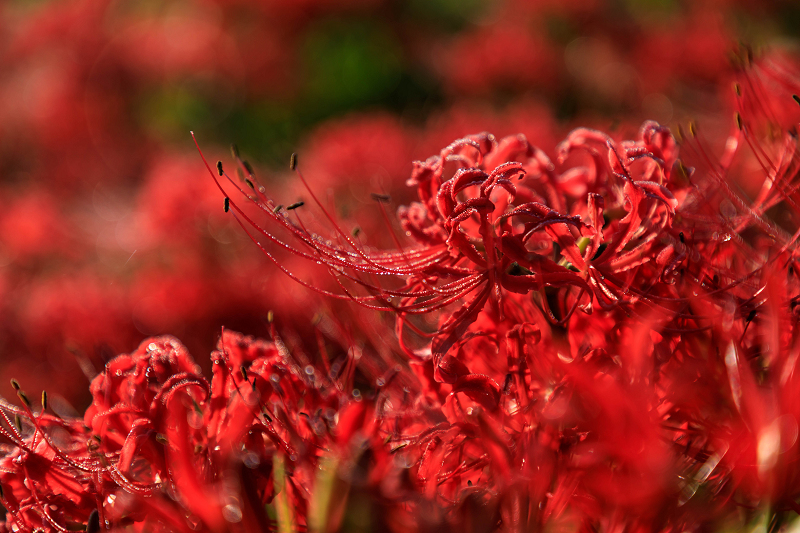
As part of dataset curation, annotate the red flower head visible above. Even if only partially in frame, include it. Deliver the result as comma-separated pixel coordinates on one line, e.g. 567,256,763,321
198,119,681,389
0,392,96,533
1,329,386,532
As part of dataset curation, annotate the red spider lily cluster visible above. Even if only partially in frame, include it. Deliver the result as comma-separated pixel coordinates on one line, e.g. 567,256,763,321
3,52,800,532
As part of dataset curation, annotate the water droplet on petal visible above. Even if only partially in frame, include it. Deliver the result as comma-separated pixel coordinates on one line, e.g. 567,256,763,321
243,452,260,469
222,504,243,523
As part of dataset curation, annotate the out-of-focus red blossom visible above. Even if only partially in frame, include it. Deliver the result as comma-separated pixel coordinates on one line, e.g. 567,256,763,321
634,7,732,94
293,113,416,213
429,0,739,105
435,23,559,97
0,0,383,191
0,190,74,261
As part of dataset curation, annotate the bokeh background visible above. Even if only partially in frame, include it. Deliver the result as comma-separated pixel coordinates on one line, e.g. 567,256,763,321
1,0,798,412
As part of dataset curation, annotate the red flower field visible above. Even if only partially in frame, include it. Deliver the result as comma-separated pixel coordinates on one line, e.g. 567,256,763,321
2,0,800,531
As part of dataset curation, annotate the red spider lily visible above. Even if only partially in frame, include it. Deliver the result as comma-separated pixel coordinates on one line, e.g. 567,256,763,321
196,119,682,388
0,328,396,532
0,394,97,533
